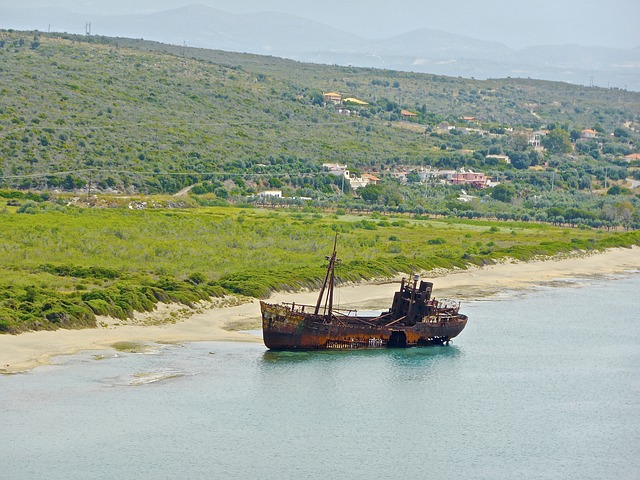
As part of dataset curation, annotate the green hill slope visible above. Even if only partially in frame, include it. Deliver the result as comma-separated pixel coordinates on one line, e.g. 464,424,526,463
1,31,639,194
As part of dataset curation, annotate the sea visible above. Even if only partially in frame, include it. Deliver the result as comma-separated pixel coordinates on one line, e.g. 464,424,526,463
2,273,639,480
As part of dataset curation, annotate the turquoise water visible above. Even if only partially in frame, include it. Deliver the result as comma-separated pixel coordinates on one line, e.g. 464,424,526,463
2,274,639,479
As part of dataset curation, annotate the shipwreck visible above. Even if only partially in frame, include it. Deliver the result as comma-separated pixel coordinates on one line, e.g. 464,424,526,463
260,238,468,350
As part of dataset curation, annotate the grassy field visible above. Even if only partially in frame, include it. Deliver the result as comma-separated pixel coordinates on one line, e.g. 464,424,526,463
1,202,638,333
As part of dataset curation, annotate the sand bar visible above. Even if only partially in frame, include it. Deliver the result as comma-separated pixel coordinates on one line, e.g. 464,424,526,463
1,246,638,373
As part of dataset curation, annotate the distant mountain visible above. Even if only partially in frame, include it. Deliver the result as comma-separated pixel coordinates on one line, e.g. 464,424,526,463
105,5,366,55
516,44,640,71
369,29,514,60
1,4,639,90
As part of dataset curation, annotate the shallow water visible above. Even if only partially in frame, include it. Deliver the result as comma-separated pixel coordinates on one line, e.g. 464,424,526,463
2,274,639,479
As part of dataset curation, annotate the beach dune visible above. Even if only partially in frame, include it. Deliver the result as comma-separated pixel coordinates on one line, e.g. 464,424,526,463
1,247,638,374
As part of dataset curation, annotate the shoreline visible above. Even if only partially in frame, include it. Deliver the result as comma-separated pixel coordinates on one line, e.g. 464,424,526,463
1,246,639,374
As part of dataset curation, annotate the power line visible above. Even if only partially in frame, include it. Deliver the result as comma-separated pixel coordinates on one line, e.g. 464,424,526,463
0,117,367,138
0,168,339,181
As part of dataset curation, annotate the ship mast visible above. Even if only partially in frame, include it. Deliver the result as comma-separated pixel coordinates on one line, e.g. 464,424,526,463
315,235,338,319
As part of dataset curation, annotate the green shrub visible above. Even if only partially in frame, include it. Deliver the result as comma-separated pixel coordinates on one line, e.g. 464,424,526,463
17,201,38,214
427,237,446,245
187,272,207,285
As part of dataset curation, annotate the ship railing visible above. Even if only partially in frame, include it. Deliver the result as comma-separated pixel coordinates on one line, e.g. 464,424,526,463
280,302,359,317
432,310,464,322
437,299,460,311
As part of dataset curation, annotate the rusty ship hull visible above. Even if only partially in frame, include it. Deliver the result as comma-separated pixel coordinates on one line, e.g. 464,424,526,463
261,237,468,351
261,302,467,350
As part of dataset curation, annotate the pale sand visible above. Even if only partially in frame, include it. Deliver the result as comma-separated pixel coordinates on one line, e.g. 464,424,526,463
1,246,638,374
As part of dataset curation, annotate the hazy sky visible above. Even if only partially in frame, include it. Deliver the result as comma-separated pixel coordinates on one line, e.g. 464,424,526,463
8,0,640,49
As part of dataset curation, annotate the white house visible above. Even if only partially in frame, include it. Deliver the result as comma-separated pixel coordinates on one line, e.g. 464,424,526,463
258,190,282,198
349,173,381,190
323,163,349,175
528,130,547,150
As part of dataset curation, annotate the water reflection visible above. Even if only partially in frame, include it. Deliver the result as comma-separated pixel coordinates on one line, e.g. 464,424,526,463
386,344,462,365
261,344,462,367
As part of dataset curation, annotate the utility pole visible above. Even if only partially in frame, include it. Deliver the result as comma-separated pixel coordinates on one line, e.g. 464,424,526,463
85,22,91,36
604,166,608,190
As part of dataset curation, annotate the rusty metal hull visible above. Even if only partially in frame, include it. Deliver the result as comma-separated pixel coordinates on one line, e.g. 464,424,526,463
261,302,468,350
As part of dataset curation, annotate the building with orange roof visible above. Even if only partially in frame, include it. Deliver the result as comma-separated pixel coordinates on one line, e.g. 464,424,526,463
361,173,380,184
349,172,381,190
323,92,342,105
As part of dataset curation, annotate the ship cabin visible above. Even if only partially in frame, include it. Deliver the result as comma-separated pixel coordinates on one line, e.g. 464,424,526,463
390,276,435,325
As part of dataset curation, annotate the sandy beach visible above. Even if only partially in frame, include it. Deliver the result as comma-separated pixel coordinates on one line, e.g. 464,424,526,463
1,246,638,374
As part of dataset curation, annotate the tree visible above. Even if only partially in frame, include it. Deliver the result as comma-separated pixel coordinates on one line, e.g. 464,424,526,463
268,177,282,188
547,207,564,218
384,189,403,207
509,151,531,170
570,130,581,142
607,185,630,195
358,184,384,203
528,150,541,166
310,92,324,106
505,132,529,152
214,187,229,199
542,128,573,154
490,184,516,203
62,175,86,191
616,201,634,226
406,172,421,183
613,127,629,138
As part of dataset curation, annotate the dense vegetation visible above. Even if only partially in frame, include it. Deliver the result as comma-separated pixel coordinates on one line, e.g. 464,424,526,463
1,31,639,228
1,202,639,333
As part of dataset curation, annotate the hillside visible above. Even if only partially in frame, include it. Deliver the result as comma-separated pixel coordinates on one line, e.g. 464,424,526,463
2,4,639,90
1,30,639,198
